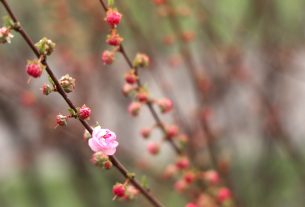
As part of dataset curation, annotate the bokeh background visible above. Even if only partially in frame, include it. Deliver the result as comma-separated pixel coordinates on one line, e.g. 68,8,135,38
1,0,305,206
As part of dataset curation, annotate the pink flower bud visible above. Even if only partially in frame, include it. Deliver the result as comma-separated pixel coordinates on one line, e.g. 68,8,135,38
203,170,220,185
41,84,53,95
56,114,68,126
112,183,126,197
153,0,166,5
185,203,197,207
163,164,177,178
26,61,43,78
124,185,139,200
147,142,160,155
183,171,196,184
178,134,189,144
182,31,195,43
140,128,151,139
166,125,179,139
133,53,150,68
128,102,141,116
122,83,135,96
136,91,149,103
157,98,173,113
106,31,123,46
103,160,113,169
217,187,232,203
101,50,115,65
176,157,190,170
124,71,137,84
174,179,187,192
90,151,109,166
79,104,91,120
105,9,122,28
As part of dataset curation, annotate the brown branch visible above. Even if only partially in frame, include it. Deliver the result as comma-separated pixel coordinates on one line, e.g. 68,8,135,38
0,1,165,206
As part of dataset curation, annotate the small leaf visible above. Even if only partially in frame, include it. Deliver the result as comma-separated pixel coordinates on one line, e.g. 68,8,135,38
2,16,14,28
107,0,114,6
140,176,149,190
68,108,77,117
127,172,136,179
48,75,55,86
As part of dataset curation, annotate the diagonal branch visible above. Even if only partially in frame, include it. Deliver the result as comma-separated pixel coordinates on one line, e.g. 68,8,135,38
0,0,165,206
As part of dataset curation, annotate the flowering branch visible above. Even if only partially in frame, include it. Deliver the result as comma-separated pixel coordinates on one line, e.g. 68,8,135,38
98,0,183,156
0,0,165,206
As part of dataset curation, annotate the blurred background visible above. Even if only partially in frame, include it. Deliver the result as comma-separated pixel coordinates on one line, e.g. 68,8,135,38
1,0,305,206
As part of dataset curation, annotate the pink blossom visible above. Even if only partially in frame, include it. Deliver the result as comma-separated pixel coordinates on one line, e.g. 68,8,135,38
185,203,198,207
217,187,232,203
101,50,114,65
147,142,160,155
203,170,220,185
174,179,187,192
157,98,173,113
88,126,119,155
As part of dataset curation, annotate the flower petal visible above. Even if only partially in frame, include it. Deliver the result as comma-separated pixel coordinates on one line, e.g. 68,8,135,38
88,138,102,152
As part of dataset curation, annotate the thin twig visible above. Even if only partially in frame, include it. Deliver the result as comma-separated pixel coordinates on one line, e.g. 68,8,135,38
98,0,183,155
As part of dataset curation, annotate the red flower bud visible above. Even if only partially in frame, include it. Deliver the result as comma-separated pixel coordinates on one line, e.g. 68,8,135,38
106,31,123,46
79,105,91,120
140,128,151,139
157,98,173,113
26,61,43,78
128,102,141,116
217,187,232,203
105,9,122,28
176,157,190,170
147,142,160,155
124,70,137,84
112,183,126,197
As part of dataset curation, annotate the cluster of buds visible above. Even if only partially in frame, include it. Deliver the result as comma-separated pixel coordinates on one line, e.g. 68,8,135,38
25,38,55,79
41,74,76,97
0,16,16,44
101,8,123,65
112,179,139,201
91,152,113,170
163,154,233,206
55,105,91,127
